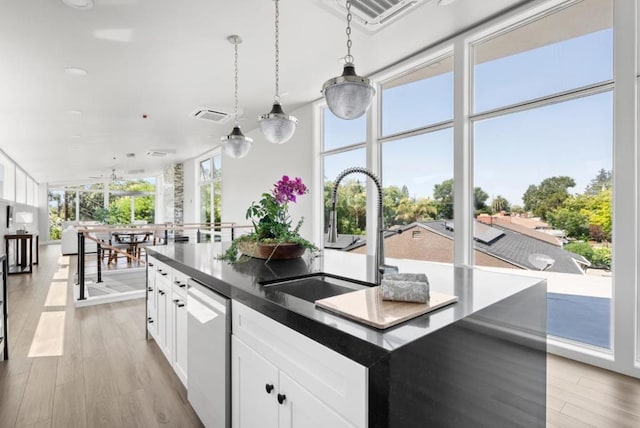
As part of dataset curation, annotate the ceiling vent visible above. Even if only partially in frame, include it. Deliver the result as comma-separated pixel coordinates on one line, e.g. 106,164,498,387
318,0,432,31
146,150,167,157
146,148,176,157
192,108,231,123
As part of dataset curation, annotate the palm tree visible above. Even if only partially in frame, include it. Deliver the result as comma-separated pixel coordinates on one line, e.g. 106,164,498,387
492,195,510,214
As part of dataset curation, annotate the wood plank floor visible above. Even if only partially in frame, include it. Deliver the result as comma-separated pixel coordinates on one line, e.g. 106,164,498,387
2,244,640,427
0,244,202,428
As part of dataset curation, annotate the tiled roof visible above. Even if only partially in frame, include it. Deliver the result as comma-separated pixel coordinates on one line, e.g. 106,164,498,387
422,220,588,275
483,216,562,247
335,220,588,275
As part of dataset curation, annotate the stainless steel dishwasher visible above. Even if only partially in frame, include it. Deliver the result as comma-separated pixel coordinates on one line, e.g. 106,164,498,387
187,278,230,428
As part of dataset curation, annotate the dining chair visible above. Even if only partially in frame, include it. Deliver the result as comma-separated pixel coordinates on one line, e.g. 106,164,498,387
110,232,131,264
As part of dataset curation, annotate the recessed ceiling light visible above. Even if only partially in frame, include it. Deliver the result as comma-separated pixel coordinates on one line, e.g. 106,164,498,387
64,67,87,76
61,0,94,10
438,0,457,5
67,110,83,115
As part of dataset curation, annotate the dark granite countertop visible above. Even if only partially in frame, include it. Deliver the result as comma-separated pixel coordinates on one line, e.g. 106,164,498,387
146,243,545,367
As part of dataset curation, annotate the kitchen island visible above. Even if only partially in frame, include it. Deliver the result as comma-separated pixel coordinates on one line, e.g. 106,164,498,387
146,243,546,428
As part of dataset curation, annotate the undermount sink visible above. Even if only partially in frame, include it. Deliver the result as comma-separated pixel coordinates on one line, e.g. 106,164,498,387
260,273,374,303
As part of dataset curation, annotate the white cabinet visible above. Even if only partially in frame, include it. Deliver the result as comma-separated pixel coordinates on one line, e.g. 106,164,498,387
232,336,355,428
279,371,354,428
232,301,367,428
145,257,188,387
156,274,171,359
232,336,279,428
146,257,158,338
171,293,188,385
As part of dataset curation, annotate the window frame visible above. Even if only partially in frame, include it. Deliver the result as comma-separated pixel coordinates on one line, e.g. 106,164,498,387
314,0,640,378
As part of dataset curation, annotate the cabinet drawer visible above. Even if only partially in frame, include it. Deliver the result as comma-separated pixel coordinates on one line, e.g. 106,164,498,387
172,270,189,298
232,301,367,428
155,262,172,282
147,255,159,271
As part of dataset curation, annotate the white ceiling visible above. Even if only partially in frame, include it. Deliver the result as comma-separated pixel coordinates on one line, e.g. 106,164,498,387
0,0,530,185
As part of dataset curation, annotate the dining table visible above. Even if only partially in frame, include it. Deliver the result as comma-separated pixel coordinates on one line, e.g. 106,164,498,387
111,231,152,262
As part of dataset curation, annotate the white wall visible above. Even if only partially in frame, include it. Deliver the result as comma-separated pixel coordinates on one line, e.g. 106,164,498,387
221,103,315,242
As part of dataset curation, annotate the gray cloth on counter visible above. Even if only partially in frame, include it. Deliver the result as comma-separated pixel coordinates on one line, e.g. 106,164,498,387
381,273,430,303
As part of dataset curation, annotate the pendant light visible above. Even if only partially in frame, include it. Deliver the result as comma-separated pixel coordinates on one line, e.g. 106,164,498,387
222,35,253,159
321,0,375,120
259,0,298,144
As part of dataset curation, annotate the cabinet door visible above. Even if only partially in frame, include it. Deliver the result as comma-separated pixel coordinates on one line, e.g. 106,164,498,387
156,278,169,358
172,296,188,386
232,336,279,428
146,266,157,338
279,372,355,428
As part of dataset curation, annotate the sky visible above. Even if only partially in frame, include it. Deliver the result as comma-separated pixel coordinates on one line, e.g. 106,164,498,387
324,28,614,207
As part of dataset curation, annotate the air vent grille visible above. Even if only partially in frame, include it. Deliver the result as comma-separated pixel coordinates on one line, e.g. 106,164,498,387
320,0,431,30
127,169,145,174
192,108,230,123
146,151,167,157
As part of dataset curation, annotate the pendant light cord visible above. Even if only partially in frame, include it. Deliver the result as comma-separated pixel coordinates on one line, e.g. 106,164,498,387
234,40,239,126
345,0,354,64
274,0,280,102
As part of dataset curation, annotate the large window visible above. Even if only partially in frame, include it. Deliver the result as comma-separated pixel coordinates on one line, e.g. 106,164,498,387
472,0,613,351
322,111,367,240
382,55,453,136
48,179,156,240
198,152,222,241
109,179,156,224
317,0,639,376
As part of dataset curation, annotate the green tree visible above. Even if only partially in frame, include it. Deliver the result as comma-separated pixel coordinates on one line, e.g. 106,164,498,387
522,176,576,220
474,187,489,212
549,207,589,240
394,197,437,224
549,190,612,242
433,179,454,219
324,179,367,235
491,195,510,214
510,204,525,215
564,241,594,261
382,185,406,227
585,168,612,195
433,178,489,219
584,189,612,241
591,247,611,269
78,191,105,221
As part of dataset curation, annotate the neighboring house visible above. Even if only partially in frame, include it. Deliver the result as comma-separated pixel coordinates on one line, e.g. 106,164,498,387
341,220,590,275
477,214,564,247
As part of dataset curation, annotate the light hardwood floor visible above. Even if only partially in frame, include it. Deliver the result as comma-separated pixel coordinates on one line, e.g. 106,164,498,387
0,245,202,428
1,244,640,427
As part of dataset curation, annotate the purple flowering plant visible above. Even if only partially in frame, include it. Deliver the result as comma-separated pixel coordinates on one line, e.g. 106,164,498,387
221,175,317,261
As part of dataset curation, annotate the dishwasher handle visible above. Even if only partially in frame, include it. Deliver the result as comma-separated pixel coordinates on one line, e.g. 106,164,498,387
187,279,228,315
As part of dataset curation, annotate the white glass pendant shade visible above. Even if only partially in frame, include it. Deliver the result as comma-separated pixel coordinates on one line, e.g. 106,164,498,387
221,126,253,159
322,64,375,120
259,102,298,144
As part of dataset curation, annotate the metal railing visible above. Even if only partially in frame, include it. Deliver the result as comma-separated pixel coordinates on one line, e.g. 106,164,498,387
75,222,252,301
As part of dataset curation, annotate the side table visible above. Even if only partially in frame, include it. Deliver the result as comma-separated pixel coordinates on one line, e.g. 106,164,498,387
4,234,38,275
